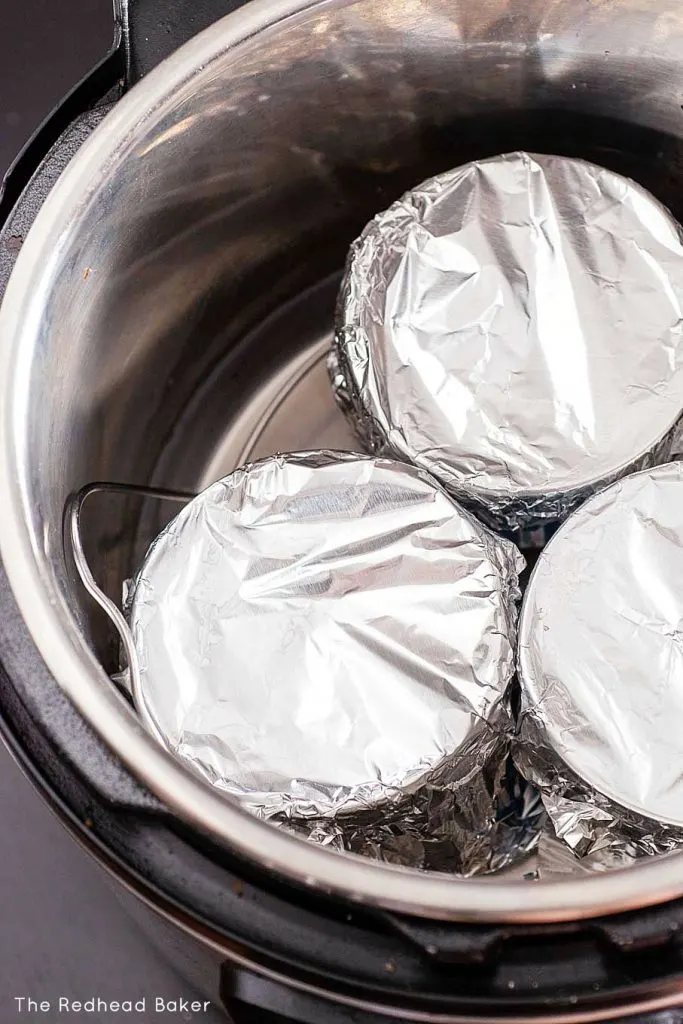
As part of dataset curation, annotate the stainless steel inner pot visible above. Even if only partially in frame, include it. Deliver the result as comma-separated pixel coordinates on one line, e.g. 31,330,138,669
3,0,683,923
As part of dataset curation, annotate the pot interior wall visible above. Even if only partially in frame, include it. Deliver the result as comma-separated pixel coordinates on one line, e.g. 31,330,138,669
18,0,683,672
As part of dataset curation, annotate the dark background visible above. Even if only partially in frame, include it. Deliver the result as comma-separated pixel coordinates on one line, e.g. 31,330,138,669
0,3,224,1021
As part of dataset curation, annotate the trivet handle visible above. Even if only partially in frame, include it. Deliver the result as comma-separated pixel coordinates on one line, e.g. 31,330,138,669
66,481,194,700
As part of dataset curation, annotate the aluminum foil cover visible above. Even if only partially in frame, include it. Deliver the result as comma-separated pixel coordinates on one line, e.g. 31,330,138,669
516,463,683,862
332,151,683,532
128,451,526,873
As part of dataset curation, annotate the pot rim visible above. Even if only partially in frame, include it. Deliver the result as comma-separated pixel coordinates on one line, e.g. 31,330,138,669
2,0,683,923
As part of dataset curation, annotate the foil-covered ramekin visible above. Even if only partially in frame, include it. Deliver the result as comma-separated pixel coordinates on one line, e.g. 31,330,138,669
127,451,526,874
332,151,683,532
516,463,683,863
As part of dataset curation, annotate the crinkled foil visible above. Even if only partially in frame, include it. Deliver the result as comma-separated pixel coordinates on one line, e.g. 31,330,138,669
127,451,528,874
332,151,683,532
285,746,545,877
516,463,683,864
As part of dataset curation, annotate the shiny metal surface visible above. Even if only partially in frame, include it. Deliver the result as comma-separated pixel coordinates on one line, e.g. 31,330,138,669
127,451,522,872
67,481,195,699
518,463,683,862
333,152,683,531
8,0,683,920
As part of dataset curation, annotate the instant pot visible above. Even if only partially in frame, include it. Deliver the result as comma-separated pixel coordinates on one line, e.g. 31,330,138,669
3,1,683,1020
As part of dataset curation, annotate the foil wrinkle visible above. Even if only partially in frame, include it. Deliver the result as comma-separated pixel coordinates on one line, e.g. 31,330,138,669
516,463,683,863
127,451,527,875
333,151,683,531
